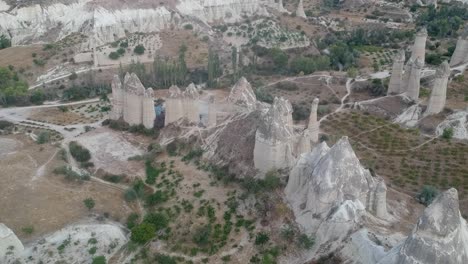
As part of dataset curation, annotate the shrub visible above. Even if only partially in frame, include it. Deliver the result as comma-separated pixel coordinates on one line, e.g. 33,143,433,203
442,128,453,140
255,232,269,246
134,45,145,55
92,256,106,264
145,190,168,206
144,212,169,230
131,223,156,244
69,141,91,162
193,224,212,246
69,72,78,80
154,254,177,264
127,213,139,229
117,48,126,55
184,24,194,30
83,198,95,210
21,226,34,235
108,52,120,60
417,185,438,206
297,234,315,249
166,141,178,156
0,34,11,49
36,131,50,144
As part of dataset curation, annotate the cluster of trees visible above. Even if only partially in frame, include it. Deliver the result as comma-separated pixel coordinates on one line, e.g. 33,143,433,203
0,34,11,49
417,5,468,38
207,48,222,88
69,141,91,163
0,66,29,105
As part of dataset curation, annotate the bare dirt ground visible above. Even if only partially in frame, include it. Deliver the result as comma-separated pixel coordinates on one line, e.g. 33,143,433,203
0,134,133,242
75,127,148,177
159,29,209,68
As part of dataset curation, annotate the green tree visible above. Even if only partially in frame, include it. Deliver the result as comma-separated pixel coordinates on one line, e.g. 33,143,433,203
36,131,50,144
131,223,156,244
255,232,269,246
417,185,438,206
108,52,120,60
92,256,106,264
269,48,288,69
192,224,212,246
0,34,11,49
144,212,169,230
134,45,145,55
83,198,95,210
442,128,454,140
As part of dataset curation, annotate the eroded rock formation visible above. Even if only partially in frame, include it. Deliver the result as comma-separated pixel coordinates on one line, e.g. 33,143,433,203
387,50,406,95
308,98,320,143
450,27,468,67
296,0,307,18
404,58,424,101
253,97,295,174
0,223,24,262
425,61,451,115
227,76,257,111
110,73,155,129
164,83,200,126
379,188,468,264
436,109,468,140
410,28,428,62
285,137,388,236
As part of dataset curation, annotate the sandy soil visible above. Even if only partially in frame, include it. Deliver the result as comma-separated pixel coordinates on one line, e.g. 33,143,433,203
0,134,133,242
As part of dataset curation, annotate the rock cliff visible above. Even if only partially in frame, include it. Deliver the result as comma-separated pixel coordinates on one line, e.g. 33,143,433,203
285,137,388,235
227,76,257,111
379,188,468,264
0,0,269,45
0,223,23,262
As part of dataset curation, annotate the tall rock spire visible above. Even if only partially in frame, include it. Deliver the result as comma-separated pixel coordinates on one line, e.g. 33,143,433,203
405,58,424,101
450,27,468,66
386,188,468,264
296,0,306,18
425,61,451,115
387,50,406,95
110,75,124,120
308,98,319,143
411,27,428,62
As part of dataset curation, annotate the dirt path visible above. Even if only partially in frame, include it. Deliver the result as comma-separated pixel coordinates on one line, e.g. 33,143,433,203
32,149,59,181
319,78,352,123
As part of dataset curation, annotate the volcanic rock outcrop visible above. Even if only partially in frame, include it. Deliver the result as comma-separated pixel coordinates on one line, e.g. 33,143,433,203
253,97,295,174
387,50,406,95
296,0,307,18
410,27,428,62
285,137,388,236
379,188,468,264
110,73,155,129
164,83,200,126
0,223,24,262
0,0,269,45
425,61,451,115
403,58,424,101
227,77,257,111
436,109,468,140
450,27,468,67
308,98,320,143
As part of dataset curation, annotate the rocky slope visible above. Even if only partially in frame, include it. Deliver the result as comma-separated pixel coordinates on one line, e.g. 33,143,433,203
0,0,269,46
379,188,468,264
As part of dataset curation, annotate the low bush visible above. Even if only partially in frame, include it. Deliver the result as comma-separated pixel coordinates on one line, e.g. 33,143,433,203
69,141,91,162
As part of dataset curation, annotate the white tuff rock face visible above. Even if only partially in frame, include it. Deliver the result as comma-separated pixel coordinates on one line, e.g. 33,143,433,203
253,97,294,174
227,77,257,111
425,61,451,116
410,27,428,62
0,223,24,262
387,49,406,95
404,58,424,101
379,188,468,264
0,0,270,45
394,104,421,127
285,137,388,236
296,0,307,18
164,83,200,126
0,0,174,46
308,98,320,143
450,27,468,67
177,0,269,23
436,109,468,140
110,73,155,129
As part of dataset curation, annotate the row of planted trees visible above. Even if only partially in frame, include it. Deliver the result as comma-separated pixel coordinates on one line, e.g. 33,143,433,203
119,44,223,89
